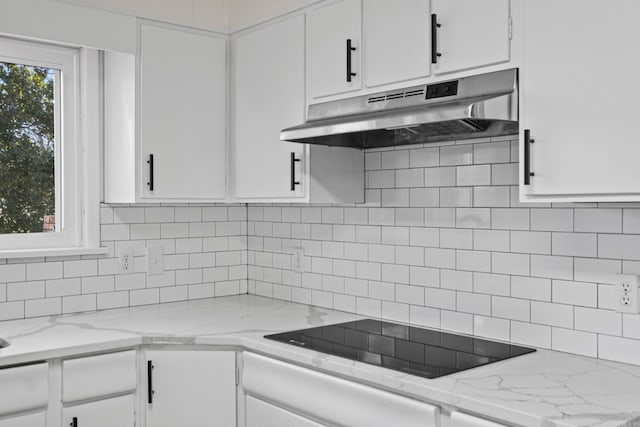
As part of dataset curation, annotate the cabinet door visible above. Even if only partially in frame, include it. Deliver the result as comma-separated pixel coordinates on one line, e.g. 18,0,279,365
308,0,361,98
62,395,134,427
146,350,236,427
521,0,640,200
140,22,226,200
363,0,430,88
246,396,324,427
451,411,507,427
234,15,306,199
0,412,45,427
432,0,510,75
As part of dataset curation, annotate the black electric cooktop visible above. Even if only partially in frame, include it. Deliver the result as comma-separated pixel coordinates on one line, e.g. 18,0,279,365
265,319,535,379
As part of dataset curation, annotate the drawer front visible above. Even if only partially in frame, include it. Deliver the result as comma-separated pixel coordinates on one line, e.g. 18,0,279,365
63,350,136,403
451,411,508,427
0,363,48,416
63,394,135,427
243,352,439,427
0,411,46,427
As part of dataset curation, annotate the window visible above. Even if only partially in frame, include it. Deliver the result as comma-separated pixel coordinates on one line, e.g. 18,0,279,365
0,37,100,254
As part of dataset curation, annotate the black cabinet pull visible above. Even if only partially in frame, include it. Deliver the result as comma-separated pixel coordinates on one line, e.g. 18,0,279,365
70,417,78,427
147,154,154,192
524,129,535,185
431,14,442,64
290,152,300,191
147,360,154,404
346,39,357,82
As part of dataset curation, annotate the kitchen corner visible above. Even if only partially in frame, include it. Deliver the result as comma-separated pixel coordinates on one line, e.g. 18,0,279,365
1,295,639,427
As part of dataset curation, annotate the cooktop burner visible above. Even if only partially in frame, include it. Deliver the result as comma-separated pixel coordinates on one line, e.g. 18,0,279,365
265,319,535,379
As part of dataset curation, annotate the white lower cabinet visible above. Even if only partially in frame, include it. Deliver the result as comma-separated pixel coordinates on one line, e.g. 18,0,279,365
63,395,135,427
0,412,46,427
242,352,438,427
0,363,48,417
245,396,324,427
451,411,508,427
145,350,236,427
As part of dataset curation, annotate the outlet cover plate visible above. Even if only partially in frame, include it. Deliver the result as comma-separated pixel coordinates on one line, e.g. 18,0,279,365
118,248,135,275
613,274,640,314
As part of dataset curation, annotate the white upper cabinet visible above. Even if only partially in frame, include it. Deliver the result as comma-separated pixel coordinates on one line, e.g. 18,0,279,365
431,0,511,75
308,0,362,99
363,0,430,88
233,14,364,203
234,15,306,200
104,21,227,203
520,0,640,201
139,22,227,201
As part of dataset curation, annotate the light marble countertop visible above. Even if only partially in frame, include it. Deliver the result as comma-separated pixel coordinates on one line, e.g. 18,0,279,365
0,295,639,427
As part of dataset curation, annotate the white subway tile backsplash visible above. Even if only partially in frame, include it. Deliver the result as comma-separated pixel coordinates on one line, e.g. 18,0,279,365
474,315,510,341
0,264,26,283
531,255,573,280
511,231,551,255
552,280,597,308
381,227,408,246
492,296,530,322
531,209,573,232
456,250,491,273
552,233,597,258
473,186,510,207
395,208,424,227
456,208,491,229
425,208,455,228
396,169,424,188
511,321,551,348
457,292,490,315
474,141,511,164
474,230,510,252
492,208,529,230
425,248,456,269
440,229,472,249
8,281,44,301
552,327,597,358
599,234,640,261
491,163,518,185
492,253,529,276
511,276,551,301
25,298,61,318
425,288,456,310
440,145,473,166
440,187,472,208
575,307,621,336
457,165,491,187
425,167,456,187
367,170,395,188
409,188,439,207
441,310,473,334
409,147,439,168
598,335,640,365
531,301,573,328
575,209,622,233
381,150,409,169
409,305,440,328
441,269,472,292
474,272,510,296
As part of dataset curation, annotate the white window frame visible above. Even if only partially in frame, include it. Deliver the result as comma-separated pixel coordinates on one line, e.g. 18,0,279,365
0,37,102,257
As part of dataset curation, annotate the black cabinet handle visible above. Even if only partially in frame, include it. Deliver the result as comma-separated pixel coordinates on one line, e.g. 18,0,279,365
290,152,300,191
147,154,154,192
70,417,78,427
524,129,535,185
346,39,357,82
147,360,154,404
431,14,442,64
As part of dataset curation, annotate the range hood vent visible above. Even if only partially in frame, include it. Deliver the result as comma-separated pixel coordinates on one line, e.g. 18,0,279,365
281,68,518,149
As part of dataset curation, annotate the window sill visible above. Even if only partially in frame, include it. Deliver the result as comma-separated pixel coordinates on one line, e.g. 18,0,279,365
0,247,109,260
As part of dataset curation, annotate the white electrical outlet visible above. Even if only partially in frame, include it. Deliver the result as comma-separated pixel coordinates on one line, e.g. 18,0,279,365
293,247,305,273
613,274,640,313
118,248,135,274
147,245,164,276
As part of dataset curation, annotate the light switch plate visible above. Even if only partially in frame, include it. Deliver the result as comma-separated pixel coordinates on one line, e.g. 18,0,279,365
293,247,304,273
147,245,164,276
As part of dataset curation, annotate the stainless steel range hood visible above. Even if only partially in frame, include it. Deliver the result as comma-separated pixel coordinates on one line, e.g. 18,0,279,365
281,68,518,149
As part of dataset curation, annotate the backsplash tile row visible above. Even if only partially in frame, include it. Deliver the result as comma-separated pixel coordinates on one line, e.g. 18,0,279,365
0,204,248,321
246,137,640,366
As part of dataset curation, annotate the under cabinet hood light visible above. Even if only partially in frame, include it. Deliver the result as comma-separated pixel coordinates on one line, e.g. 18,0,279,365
281,68,519,149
